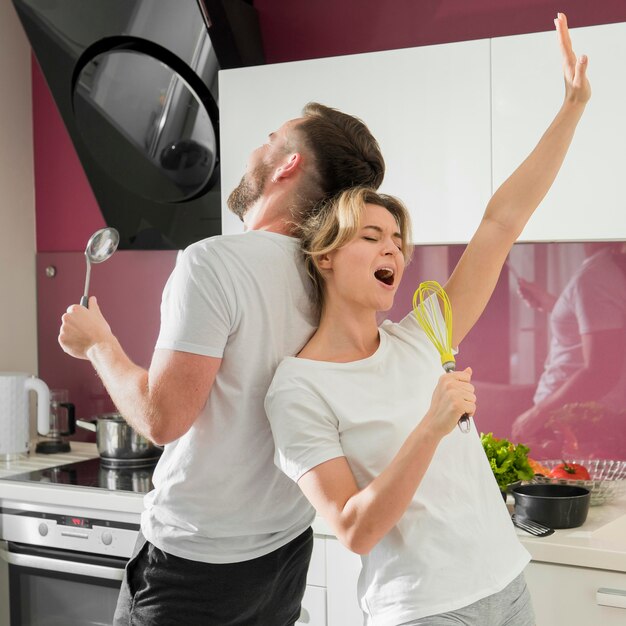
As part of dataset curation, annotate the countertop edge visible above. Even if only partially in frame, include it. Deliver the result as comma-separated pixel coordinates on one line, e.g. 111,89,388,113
2,445,625,573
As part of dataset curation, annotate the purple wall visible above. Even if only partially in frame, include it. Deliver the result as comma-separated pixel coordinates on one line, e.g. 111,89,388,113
35,241,626,461
255,0,626,64
32,58,104,252
31,3,626,461
386,242,626,461
33,0,626,251
36,251,178,440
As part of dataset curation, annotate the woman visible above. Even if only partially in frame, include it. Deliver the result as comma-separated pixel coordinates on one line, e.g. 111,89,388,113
265,14,590,626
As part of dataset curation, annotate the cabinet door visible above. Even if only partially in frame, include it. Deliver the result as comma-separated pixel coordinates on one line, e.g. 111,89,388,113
492,21,626,241
325,538,363,626
307,535,326,587
297,585,327,626
219,40,492,244
526,561,626,626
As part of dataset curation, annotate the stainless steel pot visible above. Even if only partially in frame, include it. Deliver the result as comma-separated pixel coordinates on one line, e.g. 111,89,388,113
76,413,161,461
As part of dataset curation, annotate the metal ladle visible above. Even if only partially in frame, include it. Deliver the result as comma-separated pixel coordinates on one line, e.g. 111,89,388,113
80,227,120,307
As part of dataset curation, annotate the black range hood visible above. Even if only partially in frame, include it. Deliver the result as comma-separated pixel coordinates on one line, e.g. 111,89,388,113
13,0,264,249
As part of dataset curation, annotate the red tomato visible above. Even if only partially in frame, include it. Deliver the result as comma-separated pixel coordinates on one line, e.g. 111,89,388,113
549,462,591,480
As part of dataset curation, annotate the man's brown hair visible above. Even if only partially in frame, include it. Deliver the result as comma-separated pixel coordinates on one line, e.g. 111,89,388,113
292,102,385,221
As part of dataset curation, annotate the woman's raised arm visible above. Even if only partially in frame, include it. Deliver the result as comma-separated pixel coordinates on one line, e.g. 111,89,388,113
444,13,590,348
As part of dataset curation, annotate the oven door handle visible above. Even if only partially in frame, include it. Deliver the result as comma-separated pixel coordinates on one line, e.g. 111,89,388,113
0,545,125,581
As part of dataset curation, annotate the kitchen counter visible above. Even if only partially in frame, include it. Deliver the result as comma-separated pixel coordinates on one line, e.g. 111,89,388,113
313,488,626,573
507,489,626,572
0,442,144,520
2,446,625,572
0,441,98,479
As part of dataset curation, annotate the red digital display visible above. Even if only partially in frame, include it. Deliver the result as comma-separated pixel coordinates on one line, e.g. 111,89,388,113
62,516,92,529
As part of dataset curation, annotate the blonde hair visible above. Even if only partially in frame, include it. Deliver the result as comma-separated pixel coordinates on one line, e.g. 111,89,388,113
299,187,413,312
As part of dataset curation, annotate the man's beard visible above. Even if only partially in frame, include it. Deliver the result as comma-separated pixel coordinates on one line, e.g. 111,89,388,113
227,162,272,220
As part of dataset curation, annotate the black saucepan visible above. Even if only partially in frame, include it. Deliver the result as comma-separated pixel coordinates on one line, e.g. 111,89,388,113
511,484,591,529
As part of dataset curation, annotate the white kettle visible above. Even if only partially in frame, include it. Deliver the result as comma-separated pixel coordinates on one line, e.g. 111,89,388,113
0,372,50,460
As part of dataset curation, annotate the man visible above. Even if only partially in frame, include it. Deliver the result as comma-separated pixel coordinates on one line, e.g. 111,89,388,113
59,102,384,625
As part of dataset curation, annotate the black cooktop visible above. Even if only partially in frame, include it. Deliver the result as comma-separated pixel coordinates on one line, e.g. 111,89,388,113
2,457,158,494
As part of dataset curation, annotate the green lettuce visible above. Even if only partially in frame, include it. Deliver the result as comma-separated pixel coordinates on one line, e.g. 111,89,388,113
480,432,534,491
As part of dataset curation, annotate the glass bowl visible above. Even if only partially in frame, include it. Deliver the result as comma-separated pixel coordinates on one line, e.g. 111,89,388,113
531,459,626,506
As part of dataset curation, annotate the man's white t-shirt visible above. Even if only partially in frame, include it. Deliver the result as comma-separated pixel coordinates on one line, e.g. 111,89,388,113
141,231,317,563
266,310,530,625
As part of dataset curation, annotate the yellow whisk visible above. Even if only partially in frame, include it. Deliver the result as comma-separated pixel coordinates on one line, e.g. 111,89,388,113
412,280,471,434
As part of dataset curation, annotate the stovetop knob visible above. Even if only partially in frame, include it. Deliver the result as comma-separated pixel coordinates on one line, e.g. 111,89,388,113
38,523,49,537
101,531,113,546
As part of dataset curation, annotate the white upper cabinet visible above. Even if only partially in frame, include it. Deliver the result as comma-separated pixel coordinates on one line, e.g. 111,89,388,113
219,40,492,243
492,21,626,242
219,22,625,243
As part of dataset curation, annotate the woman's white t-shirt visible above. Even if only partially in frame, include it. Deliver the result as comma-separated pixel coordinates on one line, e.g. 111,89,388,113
266,310,530,625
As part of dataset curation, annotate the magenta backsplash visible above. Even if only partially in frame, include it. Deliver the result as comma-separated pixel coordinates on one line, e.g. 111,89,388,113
35,243,626,460
386,242,626,461
36,251,178,440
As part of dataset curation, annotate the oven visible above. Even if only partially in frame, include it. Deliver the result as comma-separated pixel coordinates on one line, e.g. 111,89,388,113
0,458,151,626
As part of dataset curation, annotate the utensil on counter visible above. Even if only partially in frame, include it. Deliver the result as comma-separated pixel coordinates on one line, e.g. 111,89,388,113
412,281,471,433
511,514,554,537
35,388,76,454
512,483,590,529
76,413,161,464
80,227,120,307
0,372,50,460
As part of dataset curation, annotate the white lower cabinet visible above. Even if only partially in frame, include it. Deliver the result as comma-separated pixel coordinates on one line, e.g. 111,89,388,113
325,538,363,626
297,535,329,626
297,536,363,626
297,585,327,626
525,561,626,626
303,536,626,626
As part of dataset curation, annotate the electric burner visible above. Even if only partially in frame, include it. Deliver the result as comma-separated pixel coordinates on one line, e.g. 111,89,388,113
1,457,158,494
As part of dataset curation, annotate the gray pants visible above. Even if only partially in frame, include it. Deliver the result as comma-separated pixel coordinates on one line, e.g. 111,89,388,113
401,572,535,626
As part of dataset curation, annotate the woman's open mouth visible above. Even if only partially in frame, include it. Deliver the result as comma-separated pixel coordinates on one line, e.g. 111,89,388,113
374,267,395,287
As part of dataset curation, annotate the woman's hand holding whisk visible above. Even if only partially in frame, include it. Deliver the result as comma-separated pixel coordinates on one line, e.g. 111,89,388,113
423,367,476,438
